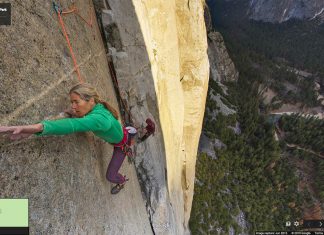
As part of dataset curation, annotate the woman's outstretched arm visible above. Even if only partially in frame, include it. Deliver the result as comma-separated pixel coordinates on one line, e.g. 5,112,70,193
0,124,43,140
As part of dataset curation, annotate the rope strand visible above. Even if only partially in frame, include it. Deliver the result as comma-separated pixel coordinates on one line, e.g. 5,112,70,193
53,1,95,83
56,10,84,83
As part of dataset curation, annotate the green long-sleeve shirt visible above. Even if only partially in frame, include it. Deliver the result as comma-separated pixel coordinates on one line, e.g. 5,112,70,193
36,103,123,144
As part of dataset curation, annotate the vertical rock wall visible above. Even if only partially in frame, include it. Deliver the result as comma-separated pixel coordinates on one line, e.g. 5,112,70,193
208,31,239,83
0,1,152,234
175,1,210,229
101,0,209,233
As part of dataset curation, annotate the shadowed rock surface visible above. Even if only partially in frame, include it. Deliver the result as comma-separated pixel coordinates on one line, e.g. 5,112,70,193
248,0,324,23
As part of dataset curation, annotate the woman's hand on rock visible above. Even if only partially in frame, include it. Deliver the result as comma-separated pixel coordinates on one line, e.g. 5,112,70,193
0,126,17,134
0,126,28,140
9,133,32,141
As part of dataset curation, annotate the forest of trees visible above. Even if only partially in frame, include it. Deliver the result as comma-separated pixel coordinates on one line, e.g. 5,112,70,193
190,1,323,234
190,77,302,234
279,114,324,153
279,114,324,200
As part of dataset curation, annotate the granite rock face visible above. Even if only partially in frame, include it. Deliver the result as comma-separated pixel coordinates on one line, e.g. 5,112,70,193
208,31,238,83
0,1,152,234
248,0,324,23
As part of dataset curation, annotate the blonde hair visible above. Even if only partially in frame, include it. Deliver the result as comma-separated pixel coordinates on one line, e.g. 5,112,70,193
69,83,119,119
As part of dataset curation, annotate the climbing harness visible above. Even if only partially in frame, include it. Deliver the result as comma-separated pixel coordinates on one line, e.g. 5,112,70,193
114,127,135,158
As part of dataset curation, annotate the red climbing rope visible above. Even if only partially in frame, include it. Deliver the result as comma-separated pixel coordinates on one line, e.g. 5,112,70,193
56,10,84,83
61,2,94,28
53,1,95,83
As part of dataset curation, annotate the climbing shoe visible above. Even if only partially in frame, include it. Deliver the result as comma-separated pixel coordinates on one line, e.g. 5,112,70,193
111,177,128,194
138,118,155,142
111,183,125,194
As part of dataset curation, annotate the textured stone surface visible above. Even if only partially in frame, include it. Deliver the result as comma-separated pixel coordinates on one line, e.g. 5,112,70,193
208,31,238,83
0,1,152,234
101,0,209,234
248,0,324,23
198,133,217,159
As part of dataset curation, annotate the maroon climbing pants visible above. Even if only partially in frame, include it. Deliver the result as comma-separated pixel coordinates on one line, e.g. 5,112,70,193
106,147,126,184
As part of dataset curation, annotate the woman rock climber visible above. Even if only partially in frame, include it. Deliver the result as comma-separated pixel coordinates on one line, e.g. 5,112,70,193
0,83,136,194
